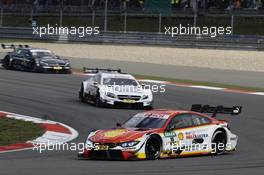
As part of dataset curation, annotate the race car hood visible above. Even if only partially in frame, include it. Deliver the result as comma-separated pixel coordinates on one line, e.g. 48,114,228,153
89,128,157,143
37,57,68,65
100,85,151,96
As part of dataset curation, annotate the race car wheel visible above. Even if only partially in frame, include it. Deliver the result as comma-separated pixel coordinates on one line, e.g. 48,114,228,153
144,106,153,110
79,85,86,103
2,56,13,69
95,93,103,107
211,130,227,155
145,136,161,160
31,63,40,73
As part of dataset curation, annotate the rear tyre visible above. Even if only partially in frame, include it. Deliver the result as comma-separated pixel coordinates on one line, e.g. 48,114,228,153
211,130,227,155
2,56,13,69
145,136,161,160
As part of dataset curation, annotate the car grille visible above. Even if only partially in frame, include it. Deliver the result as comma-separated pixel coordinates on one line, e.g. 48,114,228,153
114,102,144,108
117,95,141,101
90,150,123,160
49,63,65,66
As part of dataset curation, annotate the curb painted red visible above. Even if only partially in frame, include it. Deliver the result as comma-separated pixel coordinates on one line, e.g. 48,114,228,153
41,123,71,134
0,112,6,118
0,111,78,153
0,143,33,152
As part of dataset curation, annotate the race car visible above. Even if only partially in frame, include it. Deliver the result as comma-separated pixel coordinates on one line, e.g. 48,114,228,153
78,105,241,160
79,68,153,108
1,44,71,73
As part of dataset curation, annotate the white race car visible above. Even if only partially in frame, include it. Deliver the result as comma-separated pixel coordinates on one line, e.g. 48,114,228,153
79,68,153,108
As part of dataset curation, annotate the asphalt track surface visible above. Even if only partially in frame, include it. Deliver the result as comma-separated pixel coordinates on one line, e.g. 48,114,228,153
67,57,264,88
0,68,264,175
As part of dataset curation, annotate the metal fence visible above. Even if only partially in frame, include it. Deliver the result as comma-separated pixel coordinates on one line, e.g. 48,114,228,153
0,27,263,50
0,12,264,35
0,4,264,35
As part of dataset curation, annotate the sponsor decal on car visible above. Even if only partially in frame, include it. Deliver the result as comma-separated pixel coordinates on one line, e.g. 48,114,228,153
94,144,109,151
164,131,176,137
53,66,62,70
178,132,184,140
103,129,127,138
143,113,170,119
186,133,209,140
123,99,136,104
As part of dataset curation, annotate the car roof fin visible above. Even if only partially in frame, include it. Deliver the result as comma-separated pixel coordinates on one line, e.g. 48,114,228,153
83,67,122,74
191,104,242,117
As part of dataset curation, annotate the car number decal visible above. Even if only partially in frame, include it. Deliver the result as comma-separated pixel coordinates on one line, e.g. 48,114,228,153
123,99,136,103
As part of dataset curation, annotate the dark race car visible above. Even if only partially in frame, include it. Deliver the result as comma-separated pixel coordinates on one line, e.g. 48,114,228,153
1,44,71,73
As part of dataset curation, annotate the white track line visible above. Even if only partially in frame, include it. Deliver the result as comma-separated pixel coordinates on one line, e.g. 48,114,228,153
189,86,225,90
75,72,264,96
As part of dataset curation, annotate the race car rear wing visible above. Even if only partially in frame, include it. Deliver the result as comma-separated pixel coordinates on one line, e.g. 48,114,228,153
1,44,30,50
83,67,122,74
191,104,242,117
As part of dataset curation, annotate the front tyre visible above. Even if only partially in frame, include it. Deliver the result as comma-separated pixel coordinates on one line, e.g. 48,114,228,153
211,130,227,155
94,93,103,107
66,70,72,74
31,63,40,72
145,136,161,160
144,105,153,110
79,85,86,103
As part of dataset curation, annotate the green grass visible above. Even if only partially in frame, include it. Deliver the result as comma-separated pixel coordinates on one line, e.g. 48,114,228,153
133,74,264,92
0,118,45,146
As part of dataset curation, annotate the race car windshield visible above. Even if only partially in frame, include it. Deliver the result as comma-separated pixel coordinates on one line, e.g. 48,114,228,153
103,78,138,86
31,51,55,58
122,114,167,129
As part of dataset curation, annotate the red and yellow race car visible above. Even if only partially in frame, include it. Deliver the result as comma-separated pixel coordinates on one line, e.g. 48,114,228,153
78,104,241,160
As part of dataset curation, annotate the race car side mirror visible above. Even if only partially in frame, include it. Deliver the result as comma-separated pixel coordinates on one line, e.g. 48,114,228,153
93,82,98,86
116,123,122,127
166,125,175,132
140,83,150,89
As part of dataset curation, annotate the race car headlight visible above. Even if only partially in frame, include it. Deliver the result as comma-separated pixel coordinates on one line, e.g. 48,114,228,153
119,141,139,148
85,139,94,148
106,92,116,99
142,95,149,100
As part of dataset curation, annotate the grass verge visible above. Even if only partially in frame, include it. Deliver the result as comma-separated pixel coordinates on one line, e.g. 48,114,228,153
0,117,45,146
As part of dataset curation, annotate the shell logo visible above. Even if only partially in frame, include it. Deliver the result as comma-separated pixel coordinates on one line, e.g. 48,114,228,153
103,129,126,138
178,132,184,140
